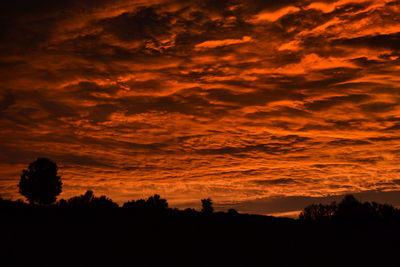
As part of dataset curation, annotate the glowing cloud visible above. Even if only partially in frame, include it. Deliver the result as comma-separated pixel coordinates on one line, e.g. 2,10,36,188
251,6,300,22
195,36,252,49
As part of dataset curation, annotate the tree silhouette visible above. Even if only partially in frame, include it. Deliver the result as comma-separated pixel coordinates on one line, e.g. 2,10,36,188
146,194,168,211
201,198,214,214
18,158,62,205
122,194,168,213
299,203,337,222
65,190,118,208
334,194,376,222
299,194,400,223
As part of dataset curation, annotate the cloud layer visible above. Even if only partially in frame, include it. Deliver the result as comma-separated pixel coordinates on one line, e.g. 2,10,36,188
1,0,400,213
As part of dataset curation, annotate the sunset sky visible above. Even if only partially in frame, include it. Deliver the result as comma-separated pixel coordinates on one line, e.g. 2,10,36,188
1,0,400,215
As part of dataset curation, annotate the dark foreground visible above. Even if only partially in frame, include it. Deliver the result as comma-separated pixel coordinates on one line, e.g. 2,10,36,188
2,199,400,267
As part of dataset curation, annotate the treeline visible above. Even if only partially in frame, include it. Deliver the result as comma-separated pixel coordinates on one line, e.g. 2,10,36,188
2,190,400,224
1,190,219,216
2,192,400,267
300,194,400,223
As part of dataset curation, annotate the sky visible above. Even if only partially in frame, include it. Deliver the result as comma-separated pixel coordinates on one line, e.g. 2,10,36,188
1,0,400,215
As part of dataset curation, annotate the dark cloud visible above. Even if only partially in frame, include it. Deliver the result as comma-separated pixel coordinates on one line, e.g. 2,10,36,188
251,178,298,185
86,104,119,123
385,124,400,131
124,79,165,93
0,91,15,113
368,136,400,142
279,8,331,34
246,106,311,119
323,119,368,130
333,32,400,51
119,93,235,117
312,163,353,169
304,94,371,111
77,136,168,152
350,56,400,71
328,138,371,147
196,142,307,155
359,102,398,113
0,0,114,54
38,99,77,119
55,154,115,169
0,0,111,13
349,156,384,165
66,82,122,100
270,135,312,143
100,7,172,42
206,88,305,106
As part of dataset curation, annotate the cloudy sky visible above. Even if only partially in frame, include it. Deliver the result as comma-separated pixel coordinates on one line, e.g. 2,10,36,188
1,0,400,215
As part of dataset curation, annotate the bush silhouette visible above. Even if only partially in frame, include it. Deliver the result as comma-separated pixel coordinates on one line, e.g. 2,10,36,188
201,198,214,214
123,194,168,213
18,158,62,205
64,190,118,208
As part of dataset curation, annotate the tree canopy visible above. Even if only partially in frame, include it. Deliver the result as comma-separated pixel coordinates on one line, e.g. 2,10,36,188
299,194,399,223
122,194,168,213
60,190,118,209
201,198,214,214
18,158,62,205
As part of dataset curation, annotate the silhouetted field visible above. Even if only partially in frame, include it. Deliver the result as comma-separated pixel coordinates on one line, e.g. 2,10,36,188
1,193,400,267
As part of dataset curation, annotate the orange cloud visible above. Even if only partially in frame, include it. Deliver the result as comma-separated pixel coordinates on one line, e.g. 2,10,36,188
195,36,252,49
251,6,300,22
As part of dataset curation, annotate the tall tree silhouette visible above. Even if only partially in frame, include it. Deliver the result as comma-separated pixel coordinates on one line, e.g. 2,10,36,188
201,198,214,214
18,158,62,205
146,194,168,211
